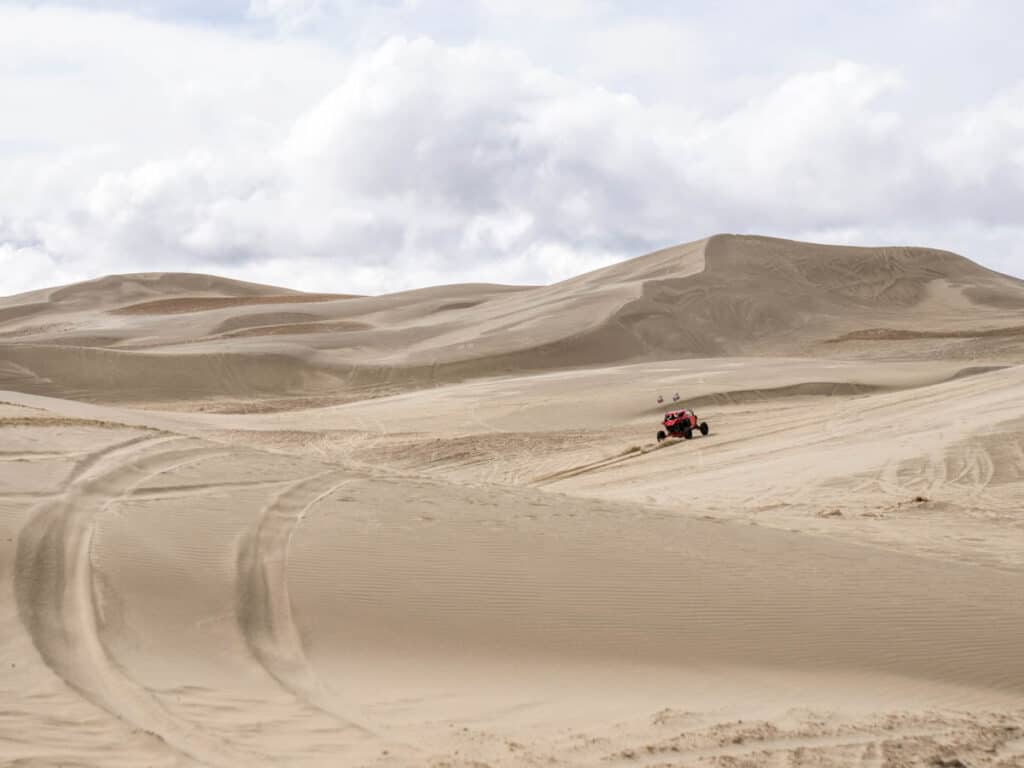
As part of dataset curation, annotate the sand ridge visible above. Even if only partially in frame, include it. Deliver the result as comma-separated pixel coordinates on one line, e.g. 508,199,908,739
4,235,1023,406
110,293,353,315
2,235,1024,765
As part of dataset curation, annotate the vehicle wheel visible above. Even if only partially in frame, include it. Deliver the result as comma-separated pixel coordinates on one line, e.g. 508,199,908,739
657,430,666,442
699,422,709,436
683,427,693,439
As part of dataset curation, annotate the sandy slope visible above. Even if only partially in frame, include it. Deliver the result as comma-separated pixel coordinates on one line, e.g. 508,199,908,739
2,235,1023,404
2,235,1024,766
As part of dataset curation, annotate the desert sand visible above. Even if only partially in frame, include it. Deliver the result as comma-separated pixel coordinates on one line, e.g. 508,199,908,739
2,234,1024,766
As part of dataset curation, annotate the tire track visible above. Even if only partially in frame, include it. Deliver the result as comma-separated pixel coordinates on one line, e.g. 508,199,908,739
237,470,372,735
0,450,87,461
14,435,263,767
533,394,871,487
127,478,291,500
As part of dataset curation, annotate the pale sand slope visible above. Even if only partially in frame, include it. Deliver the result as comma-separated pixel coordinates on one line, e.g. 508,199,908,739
237,358,1024,570
3,235,1024,765
2,234,1024,405
2,400,1024,767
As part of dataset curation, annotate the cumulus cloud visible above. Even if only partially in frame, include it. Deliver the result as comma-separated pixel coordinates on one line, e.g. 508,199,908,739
1,2,1022,297
930,84,1024,190
0,243,70,296
247,0,327,30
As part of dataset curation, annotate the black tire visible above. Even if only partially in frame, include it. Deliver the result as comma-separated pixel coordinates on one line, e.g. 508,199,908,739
656,430,666,442
699,422,709,436
683,427,693,440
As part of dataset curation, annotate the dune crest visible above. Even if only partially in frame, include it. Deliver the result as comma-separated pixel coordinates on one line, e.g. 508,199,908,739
2,234,1023,405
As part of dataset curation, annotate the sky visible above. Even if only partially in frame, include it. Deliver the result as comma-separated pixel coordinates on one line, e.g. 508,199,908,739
1,0,1022,296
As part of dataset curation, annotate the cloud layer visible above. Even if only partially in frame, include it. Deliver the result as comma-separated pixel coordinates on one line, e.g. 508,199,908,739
1,2,1022,295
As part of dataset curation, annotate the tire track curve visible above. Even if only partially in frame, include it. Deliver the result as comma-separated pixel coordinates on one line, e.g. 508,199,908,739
14,434,265,767
237,470,372,735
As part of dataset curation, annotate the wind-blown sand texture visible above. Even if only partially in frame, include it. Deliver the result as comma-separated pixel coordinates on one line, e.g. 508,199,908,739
2,234,1024,766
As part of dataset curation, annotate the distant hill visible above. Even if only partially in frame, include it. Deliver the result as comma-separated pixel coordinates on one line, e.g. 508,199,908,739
2,235,1022,404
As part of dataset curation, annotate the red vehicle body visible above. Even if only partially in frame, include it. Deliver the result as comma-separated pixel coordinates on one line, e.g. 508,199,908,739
657,408,709,442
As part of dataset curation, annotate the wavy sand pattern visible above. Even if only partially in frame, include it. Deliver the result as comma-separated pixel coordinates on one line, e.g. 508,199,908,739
2,235,1024,765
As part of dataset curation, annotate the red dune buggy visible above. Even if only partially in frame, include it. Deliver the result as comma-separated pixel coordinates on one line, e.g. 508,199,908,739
657,408,709,443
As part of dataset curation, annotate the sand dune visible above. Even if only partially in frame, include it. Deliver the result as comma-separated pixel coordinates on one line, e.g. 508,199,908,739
2,235,1024,766
4,235,1023,406
109,294,349,315
829,324,1024,341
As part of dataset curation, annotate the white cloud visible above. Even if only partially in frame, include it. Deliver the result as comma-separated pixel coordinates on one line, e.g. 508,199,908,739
1,2,1023,298
930,83,1024,187
683,62,909,224
0,243,71,296
247,0,327,30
